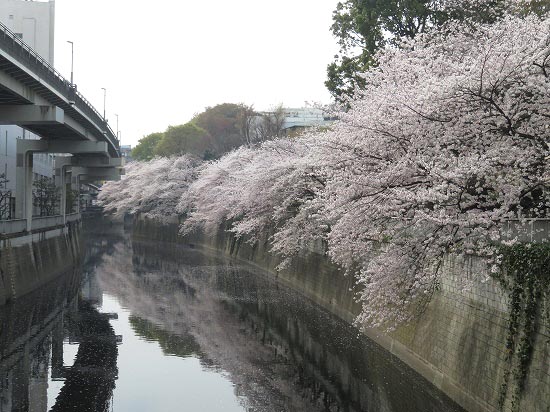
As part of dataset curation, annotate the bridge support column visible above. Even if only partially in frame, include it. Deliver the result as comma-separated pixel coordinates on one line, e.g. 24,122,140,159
15,141,47,231
55,159,74,225
15,151,35,231
15,140,111,230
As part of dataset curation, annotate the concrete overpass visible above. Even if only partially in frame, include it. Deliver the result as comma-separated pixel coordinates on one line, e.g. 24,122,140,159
0,20,123,231
0,20,119,156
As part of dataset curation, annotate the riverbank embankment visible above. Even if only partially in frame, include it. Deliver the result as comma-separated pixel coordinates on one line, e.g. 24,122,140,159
132,216,549,412
0,220,81,305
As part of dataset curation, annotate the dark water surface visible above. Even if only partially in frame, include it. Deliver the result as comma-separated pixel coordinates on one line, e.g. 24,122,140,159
0,219,466,412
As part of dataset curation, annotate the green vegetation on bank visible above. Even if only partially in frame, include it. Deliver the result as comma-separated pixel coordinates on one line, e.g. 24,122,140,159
496,243,550,411
326,0,550,100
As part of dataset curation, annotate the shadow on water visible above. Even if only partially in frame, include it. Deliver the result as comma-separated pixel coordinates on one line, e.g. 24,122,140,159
0,218,121,412
0,267,84,412
48,299,118,412
90,217,466,412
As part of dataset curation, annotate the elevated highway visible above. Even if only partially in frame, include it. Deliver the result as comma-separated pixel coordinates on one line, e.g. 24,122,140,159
0,20,119,156
0,20,123,230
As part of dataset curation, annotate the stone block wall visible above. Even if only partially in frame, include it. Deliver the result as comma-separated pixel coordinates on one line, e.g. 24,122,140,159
397,255,549,412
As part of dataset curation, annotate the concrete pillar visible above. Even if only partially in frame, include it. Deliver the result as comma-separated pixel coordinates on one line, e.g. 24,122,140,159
62,170,67,223
15,140,47,231
15,139,118,230
15,151,34,231
76,174,81,214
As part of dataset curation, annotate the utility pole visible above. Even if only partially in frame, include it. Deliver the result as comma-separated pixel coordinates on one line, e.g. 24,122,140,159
101,87,106,121
66,40,74,84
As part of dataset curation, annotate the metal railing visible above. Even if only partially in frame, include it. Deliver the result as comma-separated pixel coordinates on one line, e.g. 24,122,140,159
0,213,81,237
0,20,119,153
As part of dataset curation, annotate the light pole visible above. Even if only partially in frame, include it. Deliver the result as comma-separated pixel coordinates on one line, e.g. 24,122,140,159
115,114,119,140
101,87,106,121
66,40,74,84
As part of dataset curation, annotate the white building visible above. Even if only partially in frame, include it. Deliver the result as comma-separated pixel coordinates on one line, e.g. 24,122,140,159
282,107,334,131
0,0,56,218
0,0,55,63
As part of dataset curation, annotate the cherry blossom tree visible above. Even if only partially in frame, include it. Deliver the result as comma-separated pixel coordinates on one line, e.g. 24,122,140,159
318,13,549,328
182,11,550,329
100,10,549,331
98,155,202,221
180,137,329,265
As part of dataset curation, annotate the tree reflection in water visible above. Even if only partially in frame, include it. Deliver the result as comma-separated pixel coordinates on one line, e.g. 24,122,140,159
90,225,465,412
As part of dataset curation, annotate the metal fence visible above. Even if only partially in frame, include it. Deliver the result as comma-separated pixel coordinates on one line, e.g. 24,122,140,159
0,191,14,220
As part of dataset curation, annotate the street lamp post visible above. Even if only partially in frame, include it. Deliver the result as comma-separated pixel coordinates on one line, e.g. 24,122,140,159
101,87,106,121
115,114,119,140
67,40,74,84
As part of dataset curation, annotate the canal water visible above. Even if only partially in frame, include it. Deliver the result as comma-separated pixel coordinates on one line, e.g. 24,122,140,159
0,219,466,412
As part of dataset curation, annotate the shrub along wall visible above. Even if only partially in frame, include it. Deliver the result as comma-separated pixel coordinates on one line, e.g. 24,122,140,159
132,216,549,412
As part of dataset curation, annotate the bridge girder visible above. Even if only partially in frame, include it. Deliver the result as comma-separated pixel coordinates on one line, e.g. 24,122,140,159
0,104,97,142
0,39,120,157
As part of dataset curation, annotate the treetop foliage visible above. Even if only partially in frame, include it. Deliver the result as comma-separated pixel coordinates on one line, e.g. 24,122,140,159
193,103,246,154
131,103,289,161
153,123,214,159
132,132,163,161
326,0,549,100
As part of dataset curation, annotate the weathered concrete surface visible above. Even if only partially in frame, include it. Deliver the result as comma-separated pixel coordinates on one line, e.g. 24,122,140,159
132,217,549,412
0,221,81,305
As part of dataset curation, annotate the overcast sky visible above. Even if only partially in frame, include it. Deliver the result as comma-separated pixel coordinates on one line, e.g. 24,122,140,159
53,0,340,147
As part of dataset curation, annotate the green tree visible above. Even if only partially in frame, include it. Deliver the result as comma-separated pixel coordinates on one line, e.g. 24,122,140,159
327,0,449,100
326,0,520,100
66,188,80,213
132,132,164,161
33,177,59,216
193,103,248,154
154,123,214,159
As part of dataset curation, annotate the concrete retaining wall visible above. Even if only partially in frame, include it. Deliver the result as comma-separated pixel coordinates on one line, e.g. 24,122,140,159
0,221,81,305
132,217,549,412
